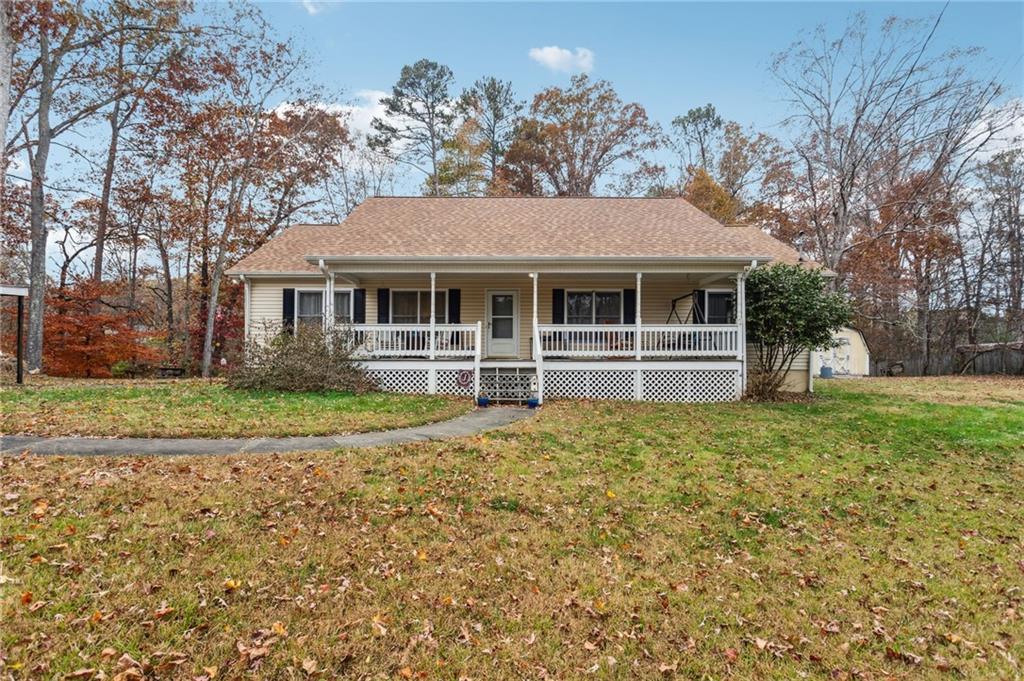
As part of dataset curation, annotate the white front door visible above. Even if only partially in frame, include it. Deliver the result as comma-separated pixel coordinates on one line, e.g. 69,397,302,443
486,290,519,357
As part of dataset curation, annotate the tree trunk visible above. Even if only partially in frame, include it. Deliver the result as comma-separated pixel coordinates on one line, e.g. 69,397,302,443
93,98,122,281
0,4,13,173
156,234,174,354
26,35,55,373
200,250,225,377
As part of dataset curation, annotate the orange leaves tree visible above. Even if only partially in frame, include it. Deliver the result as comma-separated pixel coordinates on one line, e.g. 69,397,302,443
43,280,160,377
500,75,661,196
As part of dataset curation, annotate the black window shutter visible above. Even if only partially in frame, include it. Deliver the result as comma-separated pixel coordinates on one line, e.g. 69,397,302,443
447,289,461,324
377,288,390,323
692,289,706,324
353,289,366,323
282,288,295,334
623,288,636,324
552,288,565,324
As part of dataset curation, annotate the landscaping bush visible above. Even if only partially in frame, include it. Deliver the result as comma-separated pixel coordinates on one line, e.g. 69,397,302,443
226,323,375,393
746,263,851,400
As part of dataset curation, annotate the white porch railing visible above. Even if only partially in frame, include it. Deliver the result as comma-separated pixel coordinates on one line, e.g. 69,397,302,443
346,323,479,358
537,323,739,359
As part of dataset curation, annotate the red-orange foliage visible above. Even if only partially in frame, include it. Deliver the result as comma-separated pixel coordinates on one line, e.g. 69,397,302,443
43,281,161,377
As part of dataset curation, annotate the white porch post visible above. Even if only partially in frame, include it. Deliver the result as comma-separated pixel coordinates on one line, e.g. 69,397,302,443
474,320,482,400
429,272,436,360
531,272,538,359
241,275,250,344
324,272,335,333
635,272,643,360
530,272,543,405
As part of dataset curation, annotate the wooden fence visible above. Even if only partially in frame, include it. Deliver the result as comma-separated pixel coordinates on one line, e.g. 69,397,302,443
871,349,1024,376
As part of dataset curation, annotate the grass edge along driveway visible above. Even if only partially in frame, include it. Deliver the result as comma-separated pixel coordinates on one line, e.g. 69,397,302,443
0,379,472,438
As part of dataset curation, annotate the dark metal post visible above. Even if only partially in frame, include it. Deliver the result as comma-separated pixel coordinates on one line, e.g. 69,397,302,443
16,295,24,384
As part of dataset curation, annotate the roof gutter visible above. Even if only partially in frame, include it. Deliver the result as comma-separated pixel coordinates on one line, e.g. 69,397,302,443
305,255,778,265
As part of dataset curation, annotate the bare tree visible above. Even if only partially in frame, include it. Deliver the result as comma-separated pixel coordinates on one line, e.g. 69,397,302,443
772,11,1016,279
324,132,399,218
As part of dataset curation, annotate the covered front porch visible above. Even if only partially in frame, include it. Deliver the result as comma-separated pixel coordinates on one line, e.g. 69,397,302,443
293,258,756,402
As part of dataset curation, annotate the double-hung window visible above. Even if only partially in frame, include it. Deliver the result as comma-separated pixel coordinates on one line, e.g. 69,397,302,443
296,290,324,328
391,290,446,324
567,291,622,325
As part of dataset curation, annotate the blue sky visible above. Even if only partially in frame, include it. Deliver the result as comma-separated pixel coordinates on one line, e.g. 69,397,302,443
257,0,1023,148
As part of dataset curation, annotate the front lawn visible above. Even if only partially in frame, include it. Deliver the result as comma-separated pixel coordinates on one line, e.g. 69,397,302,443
0,378,471,438
2,377,1022,679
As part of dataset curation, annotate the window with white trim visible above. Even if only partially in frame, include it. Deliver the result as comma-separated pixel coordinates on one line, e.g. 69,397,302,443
296,290,324,328
567,291,622,325
391,290,446,324
334,290,353,323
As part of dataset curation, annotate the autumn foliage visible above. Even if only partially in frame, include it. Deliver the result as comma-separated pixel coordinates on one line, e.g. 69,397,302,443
42,281,160,377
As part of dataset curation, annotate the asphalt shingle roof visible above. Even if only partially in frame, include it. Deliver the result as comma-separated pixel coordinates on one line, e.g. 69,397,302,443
228,197,803,274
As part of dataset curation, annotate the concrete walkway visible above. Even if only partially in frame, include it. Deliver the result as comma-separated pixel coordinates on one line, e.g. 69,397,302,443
0,407,533,456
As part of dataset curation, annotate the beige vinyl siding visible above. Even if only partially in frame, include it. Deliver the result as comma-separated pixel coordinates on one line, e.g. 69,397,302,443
247,276,326,342
745,346,811,393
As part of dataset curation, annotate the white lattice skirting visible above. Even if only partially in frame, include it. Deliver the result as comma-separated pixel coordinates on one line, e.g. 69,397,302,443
361,361,742,402
361,362,477,396
544,366,740,402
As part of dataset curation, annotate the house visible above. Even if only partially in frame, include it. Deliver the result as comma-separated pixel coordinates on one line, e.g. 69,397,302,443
812,326,871,377
227,197,814,403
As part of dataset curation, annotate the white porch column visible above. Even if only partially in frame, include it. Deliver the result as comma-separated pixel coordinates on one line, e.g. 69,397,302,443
241,275,250,343
635,272,643,360
324,272,335,333
429,272,436,360
530,272,538,359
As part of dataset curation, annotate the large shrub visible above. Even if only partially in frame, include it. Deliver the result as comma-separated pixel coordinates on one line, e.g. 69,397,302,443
227,323,375,393
746,264,851,400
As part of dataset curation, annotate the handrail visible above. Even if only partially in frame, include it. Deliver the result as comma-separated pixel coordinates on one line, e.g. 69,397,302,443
346,323,478,358
536,323,739,359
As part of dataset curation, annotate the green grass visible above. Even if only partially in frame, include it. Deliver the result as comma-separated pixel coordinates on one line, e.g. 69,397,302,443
2,377,1022,679
0,378,471,437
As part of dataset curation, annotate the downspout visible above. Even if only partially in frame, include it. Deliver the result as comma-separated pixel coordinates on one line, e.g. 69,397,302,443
739,259,758,397
240,274,249,345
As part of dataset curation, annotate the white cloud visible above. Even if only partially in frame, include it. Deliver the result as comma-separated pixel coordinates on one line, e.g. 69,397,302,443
338,89,390,137
528,46,594,74
963,98,1024,164
300,0,325,16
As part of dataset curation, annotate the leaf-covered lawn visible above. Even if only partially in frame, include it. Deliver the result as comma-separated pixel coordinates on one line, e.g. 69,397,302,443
0,378,471,438
2,377,1022,679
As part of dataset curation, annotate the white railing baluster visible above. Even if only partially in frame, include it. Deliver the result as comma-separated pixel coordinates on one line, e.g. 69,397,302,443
343,323,478,359
536,323,738,359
